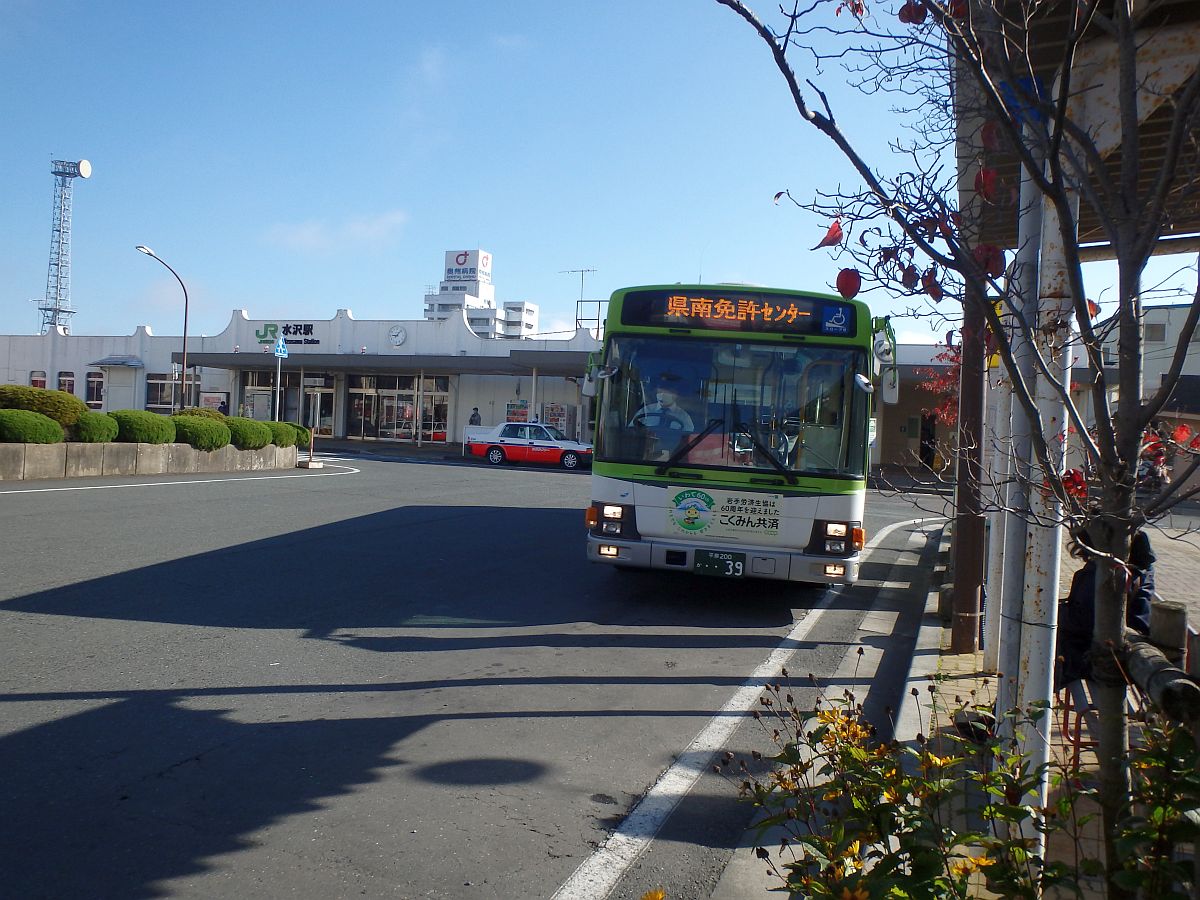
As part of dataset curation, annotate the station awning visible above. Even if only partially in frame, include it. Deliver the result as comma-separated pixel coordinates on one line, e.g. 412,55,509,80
88,355,145,368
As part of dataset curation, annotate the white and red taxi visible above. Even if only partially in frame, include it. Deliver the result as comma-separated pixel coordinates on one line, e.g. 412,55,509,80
466,422,593,469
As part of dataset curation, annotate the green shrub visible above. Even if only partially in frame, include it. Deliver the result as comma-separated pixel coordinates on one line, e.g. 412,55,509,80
289,423,312,448
0,385,88,426
225,416,272,451
71,410,120,443
178,406,228,422
108,409,177,444
171,415,231,451
0,409,65,443
265,421,297,448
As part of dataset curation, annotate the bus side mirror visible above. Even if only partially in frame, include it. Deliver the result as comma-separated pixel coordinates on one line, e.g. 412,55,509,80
880,365,899,405
581,371,597,397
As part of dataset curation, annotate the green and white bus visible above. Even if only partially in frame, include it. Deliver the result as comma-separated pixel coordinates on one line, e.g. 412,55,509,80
584,284,893,584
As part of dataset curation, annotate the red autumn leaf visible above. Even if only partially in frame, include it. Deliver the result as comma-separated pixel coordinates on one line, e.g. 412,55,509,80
923,269,943,301
1173,424,1193,444
901,264,920,290
974,167,1000,202
811,219,844,250
773,191,786,205
879,247,899,265
937,216,955,241
981,120,1003,152
948,0,967,19
1191,434,1200,451
972,243,1005,277
1087,299,1101,318
836,268,862,299
898,0,927,24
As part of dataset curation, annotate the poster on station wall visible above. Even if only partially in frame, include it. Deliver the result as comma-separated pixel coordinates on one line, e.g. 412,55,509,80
199,391,229,411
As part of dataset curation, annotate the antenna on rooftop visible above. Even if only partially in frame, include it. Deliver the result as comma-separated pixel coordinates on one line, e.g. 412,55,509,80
34,158,91,333
559,267,596,304
562,267,604,336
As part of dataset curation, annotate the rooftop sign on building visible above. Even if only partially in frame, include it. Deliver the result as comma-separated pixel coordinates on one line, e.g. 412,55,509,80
444,249,492,285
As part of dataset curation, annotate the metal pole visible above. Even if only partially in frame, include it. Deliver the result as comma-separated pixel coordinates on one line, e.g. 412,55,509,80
135,246,188,413
274,353,282,421
951,284,987,652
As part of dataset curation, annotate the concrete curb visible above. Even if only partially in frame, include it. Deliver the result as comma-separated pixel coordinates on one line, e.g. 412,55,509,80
0,442,298,481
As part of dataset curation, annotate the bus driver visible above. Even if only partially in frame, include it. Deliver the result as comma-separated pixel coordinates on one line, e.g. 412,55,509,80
631,378,695,459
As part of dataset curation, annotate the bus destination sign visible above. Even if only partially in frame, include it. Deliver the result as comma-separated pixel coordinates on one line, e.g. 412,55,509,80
620,289,856,337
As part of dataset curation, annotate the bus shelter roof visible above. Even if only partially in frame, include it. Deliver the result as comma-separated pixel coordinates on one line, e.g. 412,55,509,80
969,0,1200,258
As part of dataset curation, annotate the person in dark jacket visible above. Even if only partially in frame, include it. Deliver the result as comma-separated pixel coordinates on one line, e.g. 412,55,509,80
1126,529,1155,636
1055,526,1156,689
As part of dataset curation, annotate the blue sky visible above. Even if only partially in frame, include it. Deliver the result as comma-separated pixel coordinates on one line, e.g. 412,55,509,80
2,0,1194,345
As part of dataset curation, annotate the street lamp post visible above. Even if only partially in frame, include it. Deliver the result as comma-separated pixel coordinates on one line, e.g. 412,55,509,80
135,246,189,412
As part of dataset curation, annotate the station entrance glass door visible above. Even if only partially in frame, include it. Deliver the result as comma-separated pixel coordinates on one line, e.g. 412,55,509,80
304,389,335,436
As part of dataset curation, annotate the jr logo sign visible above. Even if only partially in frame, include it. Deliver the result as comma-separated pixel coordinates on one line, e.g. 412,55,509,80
255,323,278,344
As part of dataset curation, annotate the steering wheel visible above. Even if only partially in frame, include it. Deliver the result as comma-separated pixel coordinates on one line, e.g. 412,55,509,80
630,410,685,430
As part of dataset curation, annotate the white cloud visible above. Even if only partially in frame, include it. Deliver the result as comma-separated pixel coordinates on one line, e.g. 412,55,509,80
265,210,409,252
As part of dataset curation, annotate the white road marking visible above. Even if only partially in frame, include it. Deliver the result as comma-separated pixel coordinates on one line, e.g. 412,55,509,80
0,465,359,494
550,516,944,900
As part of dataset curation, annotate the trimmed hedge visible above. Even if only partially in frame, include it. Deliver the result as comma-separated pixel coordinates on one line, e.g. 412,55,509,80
289,422,312,448
0,385,88,427
108,409,177,444
265,421,297,448
172,415,232,451
226,416,273,451
72,410,120,443
0,409,65,444
178,406,228,422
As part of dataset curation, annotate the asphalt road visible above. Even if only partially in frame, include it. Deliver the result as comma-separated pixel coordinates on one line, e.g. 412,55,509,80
0,456,948,899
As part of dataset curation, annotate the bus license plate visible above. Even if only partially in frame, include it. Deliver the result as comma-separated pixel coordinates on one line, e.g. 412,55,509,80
694,550,746,578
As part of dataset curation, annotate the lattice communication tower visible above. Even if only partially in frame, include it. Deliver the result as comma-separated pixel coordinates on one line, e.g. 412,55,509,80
34,158,91,333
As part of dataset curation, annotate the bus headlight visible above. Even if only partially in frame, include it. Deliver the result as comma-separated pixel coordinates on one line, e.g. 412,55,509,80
810,521,862,556
824,563,846,577
599,545,620,557
589,503,639,539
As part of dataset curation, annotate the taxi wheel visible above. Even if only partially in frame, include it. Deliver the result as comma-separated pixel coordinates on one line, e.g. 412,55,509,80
486,446,506,466
560,451,580,469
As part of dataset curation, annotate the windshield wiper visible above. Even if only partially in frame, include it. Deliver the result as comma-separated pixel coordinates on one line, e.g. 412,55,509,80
737,422,798,484
655,418,725,475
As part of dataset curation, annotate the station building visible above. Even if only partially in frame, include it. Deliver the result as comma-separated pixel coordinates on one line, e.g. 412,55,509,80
1,249,600,445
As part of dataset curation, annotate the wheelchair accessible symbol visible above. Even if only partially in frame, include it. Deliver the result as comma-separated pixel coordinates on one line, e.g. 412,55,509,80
821,305,851,335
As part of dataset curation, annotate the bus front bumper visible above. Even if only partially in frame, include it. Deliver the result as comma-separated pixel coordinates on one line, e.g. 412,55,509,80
586,535,859,584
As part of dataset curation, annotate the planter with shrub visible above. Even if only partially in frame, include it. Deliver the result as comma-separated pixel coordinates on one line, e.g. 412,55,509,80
108,409,177,444
171,415,232,452
71,410,120,443
226,416,273,451
0,409,64,444
0,385,88,427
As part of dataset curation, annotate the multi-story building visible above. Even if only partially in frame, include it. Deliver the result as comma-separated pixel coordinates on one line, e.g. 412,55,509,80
421,249,538,339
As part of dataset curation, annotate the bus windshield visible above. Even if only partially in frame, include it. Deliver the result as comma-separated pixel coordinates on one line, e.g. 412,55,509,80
594,335,870,478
